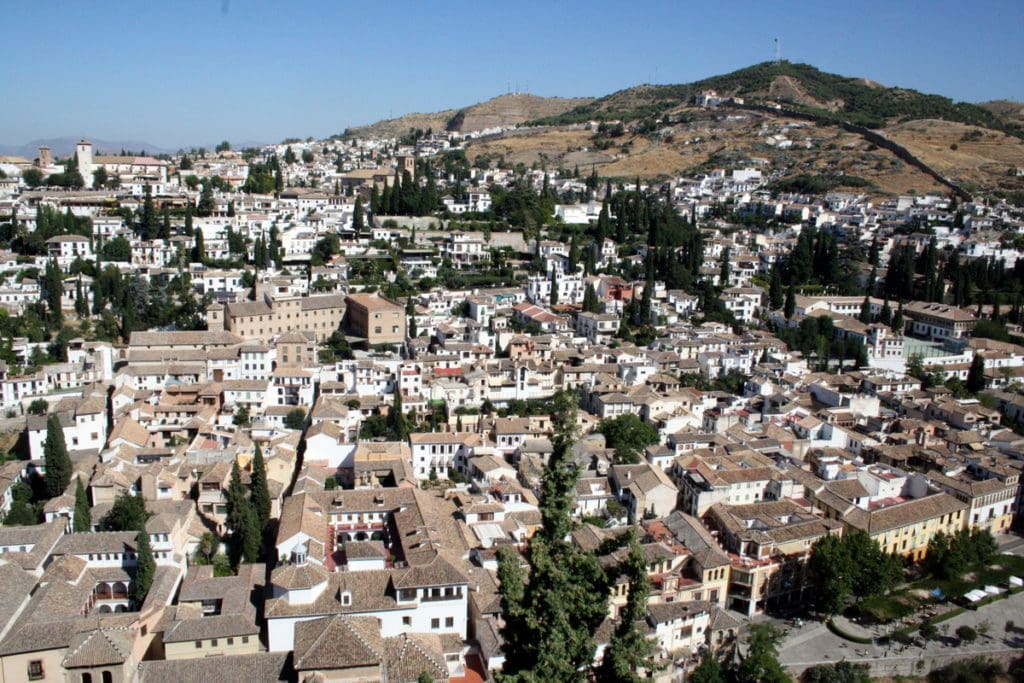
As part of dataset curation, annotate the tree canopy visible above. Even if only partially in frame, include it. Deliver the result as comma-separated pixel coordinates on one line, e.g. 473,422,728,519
597,414,659,465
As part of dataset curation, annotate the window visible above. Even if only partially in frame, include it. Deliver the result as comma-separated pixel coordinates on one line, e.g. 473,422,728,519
431,618,440,629
445,617,454,628
102,673,113,683
196,641,203,648
403,616,412,626
28,660,44,679
227,638,234,645
242,636,249,644
211,639,218,647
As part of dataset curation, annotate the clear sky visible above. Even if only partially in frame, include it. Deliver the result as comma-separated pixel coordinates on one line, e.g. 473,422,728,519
2,0,1021,150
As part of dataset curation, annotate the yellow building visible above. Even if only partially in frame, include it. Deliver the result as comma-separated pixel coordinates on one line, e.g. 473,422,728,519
824,492,968,562
928,469,1018,535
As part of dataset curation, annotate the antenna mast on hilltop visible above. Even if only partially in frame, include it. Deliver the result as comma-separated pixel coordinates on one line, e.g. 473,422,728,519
774,37,782,65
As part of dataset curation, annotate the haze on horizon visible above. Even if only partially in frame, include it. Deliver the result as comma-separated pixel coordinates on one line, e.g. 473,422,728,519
1,0,1021,150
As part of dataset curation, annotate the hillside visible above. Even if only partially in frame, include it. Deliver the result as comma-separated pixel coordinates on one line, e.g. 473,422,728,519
528,62,1022,137
343,93,593,139
978,100,1024,125
462,105,1024,197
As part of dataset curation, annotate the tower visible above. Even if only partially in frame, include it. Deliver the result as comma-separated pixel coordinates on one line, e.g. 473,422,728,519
37,145,52,169
75,139,94,187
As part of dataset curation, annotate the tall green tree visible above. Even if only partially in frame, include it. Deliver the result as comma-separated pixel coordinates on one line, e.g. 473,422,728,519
768,263,784,310
236,497,261,565
598,414,659,465
43,259,63,326
690,655,725,683
73,476,91,532
784,284,796,319
965,354,986,394
352,196,364,232
43,414,71,498
249,445,271,530
101,492,149,531
497,390,609,682
191,230,205,264
133,528,156,604
719,247,731,287
595,533,654,682
582,283,600,314
226,461,247,531
736,624,790,683
387,391,410,441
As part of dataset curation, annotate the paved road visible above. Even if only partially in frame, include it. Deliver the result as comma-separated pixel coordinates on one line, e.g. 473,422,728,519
998,531,1024,555
775,589,1024,670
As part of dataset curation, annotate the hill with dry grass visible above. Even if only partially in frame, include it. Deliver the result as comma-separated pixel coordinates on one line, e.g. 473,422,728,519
462,106,1024,198
343,93,593,139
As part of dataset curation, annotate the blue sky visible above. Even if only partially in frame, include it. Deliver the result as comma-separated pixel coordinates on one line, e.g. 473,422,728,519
2,0,1021,149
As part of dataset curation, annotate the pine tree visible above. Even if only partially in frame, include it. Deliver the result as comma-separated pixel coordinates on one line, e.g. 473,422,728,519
73,476,91,532
44,414,71,498
133,528,156,604
249,445,271,530
595,533,654,682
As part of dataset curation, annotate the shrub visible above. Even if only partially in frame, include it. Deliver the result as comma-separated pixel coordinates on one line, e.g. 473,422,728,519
956,625,978,644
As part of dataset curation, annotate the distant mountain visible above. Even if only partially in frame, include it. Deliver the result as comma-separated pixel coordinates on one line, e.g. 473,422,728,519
526,62,1023,137
0,137,175,159
977,100,1024,125
343,93,594,139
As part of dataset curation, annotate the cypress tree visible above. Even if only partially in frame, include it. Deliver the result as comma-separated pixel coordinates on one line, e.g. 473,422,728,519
784,284,796,320
191,230,205,265
184,203,194,235
892,301,904,334
237,499,261,565
226,461,247,531
768,264,784,310
966,355,986,394
582,284,600,314
133,528,156,604
73,477,91,532
549,269,559,306
859,295,872,324
497,390,609,680
44,414,71,498
718,247,731,287
352,196,364,232
249,445,271,530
